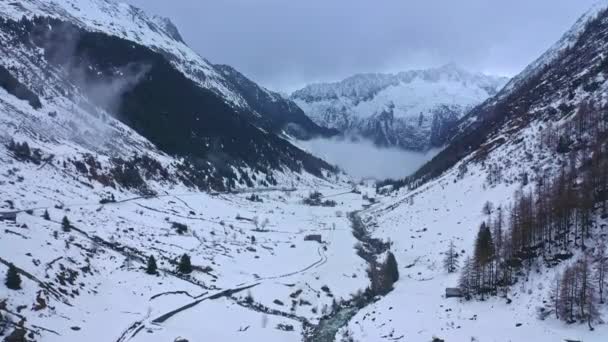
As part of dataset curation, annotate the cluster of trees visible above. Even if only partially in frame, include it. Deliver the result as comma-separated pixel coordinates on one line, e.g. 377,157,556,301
458,222,500,299
547,254,606,329
457,102,608,328
144,253,192,275
6,139,42,164
367,252,399,296
303,191,337,207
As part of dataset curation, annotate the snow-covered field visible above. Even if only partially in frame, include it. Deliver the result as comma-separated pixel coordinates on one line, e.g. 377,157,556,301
0,149,376,341
340,131,608,341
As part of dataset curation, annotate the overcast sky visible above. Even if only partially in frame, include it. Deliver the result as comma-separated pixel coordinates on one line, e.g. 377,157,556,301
125,0,597,92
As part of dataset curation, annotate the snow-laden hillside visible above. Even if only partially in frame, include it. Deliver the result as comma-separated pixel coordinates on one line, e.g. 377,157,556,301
337,2,608,341
343,134,608,341
0,3,337,190
0,0,245,107
292,64,508,151
0,0,333,141
0,123,379,341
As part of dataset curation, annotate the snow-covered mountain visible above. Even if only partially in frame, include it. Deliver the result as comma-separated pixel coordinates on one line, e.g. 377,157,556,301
291,64,508,151
0,0,337,193
3,0,608,341
353,2,608,341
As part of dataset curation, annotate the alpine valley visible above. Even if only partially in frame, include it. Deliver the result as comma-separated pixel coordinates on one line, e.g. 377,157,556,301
1,1,608,342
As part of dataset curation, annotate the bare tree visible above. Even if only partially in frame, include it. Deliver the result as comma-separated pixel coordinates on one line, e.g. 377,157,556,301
443,240,459,273
595,243,608,304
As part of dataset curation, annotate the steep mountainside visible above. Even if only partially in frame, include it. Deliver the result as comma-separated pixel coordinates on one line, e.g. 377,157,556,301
410,2,608,184
0,1,336,192
215,64,338,139
346,3,608,341
292,64,508,151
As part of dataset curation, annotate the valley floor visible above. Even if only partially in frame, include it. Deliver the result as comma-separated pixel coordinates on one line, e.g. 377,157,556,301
2,147,608,342
0,168,374,341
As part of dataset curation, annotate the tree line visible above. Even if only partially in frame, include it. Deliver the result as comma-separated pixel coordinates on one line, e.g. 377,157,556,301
456,101,608,328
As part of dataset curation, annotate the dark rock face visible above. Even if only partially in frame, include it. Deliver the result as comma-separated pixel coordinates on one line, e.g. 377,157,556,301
0,64,41,109
215,64,338,140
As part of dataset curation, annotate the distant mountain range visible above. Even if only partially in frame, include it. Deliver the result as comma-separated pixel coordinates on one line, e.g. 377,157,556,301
291,64,508,151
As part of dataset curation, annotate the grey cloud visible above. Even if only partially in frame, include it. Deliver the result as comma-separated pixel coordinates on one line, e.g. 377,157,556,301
125,0,597,91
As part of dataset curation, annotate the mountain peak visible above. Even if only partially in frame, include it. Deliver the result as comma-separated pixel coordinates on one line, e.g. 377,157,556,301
291,66,508,151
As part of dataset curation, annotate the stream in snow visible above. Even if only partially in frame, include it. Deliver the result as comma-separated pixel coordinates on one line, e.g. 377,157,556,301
308,307,359,342
307,211,393,342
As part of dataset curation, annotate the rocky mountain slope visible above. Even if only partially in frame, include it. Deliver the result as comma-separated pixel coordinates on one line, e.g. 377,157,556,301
215,64,338,140
0,0,337,193
408,0,608,185
292,64,508,151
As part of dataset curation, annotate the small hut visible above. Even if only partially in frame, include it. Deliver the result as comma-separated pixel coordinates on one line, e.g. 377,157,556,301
445,287,462,298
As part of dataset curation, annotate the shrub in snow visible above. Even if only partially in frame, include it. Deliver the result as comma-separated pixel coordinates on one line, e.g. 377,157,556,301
172,222,188,235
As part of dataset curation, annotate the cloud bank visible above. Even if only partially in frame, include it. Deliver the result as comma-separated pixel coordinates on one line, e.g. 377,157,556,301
299,137,439,180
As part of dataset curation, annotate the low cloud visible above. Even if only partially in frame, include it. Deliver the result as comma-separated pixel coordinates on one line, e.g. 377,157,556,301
299,137,439,180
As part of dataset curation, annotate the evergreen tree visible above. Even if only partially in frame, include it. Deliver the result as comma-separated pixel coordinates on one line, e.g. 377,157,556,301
384,251,399,283
146,255,158,275
473,222,495,297
5,263,22,290
42,209,50,221
443,240,459,273
178,254,192,274
62,216,71,232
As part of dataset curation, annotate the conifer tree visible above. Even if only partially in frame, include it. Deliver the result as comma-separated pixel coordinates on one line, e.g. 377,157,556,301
384,251,399,284
178,254,192,274
443,240,459,273
473,222,495,297
146,255,158,275
5,263,22,290
43,209,50,221
62,216,71,232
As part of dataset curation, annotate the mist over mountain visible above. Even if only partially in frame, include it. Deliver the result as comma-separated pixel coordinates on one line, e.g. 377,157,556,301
292,65,508,151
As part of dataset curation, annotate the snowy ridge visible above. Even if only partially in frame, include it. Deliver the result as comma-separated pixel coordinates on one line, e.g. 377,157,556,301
0,0,248,108
499,0,608,98
292,64,508,151
339,3,608,341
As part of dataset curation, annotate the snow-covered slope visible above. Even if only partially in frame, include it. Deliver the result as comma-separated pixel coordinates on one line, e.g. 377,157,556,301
0,136,374,341
411,0,608,185
0,2,337,191
0,0,245,106
0,0,332,142
340,2,608,341
292,64,508,151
